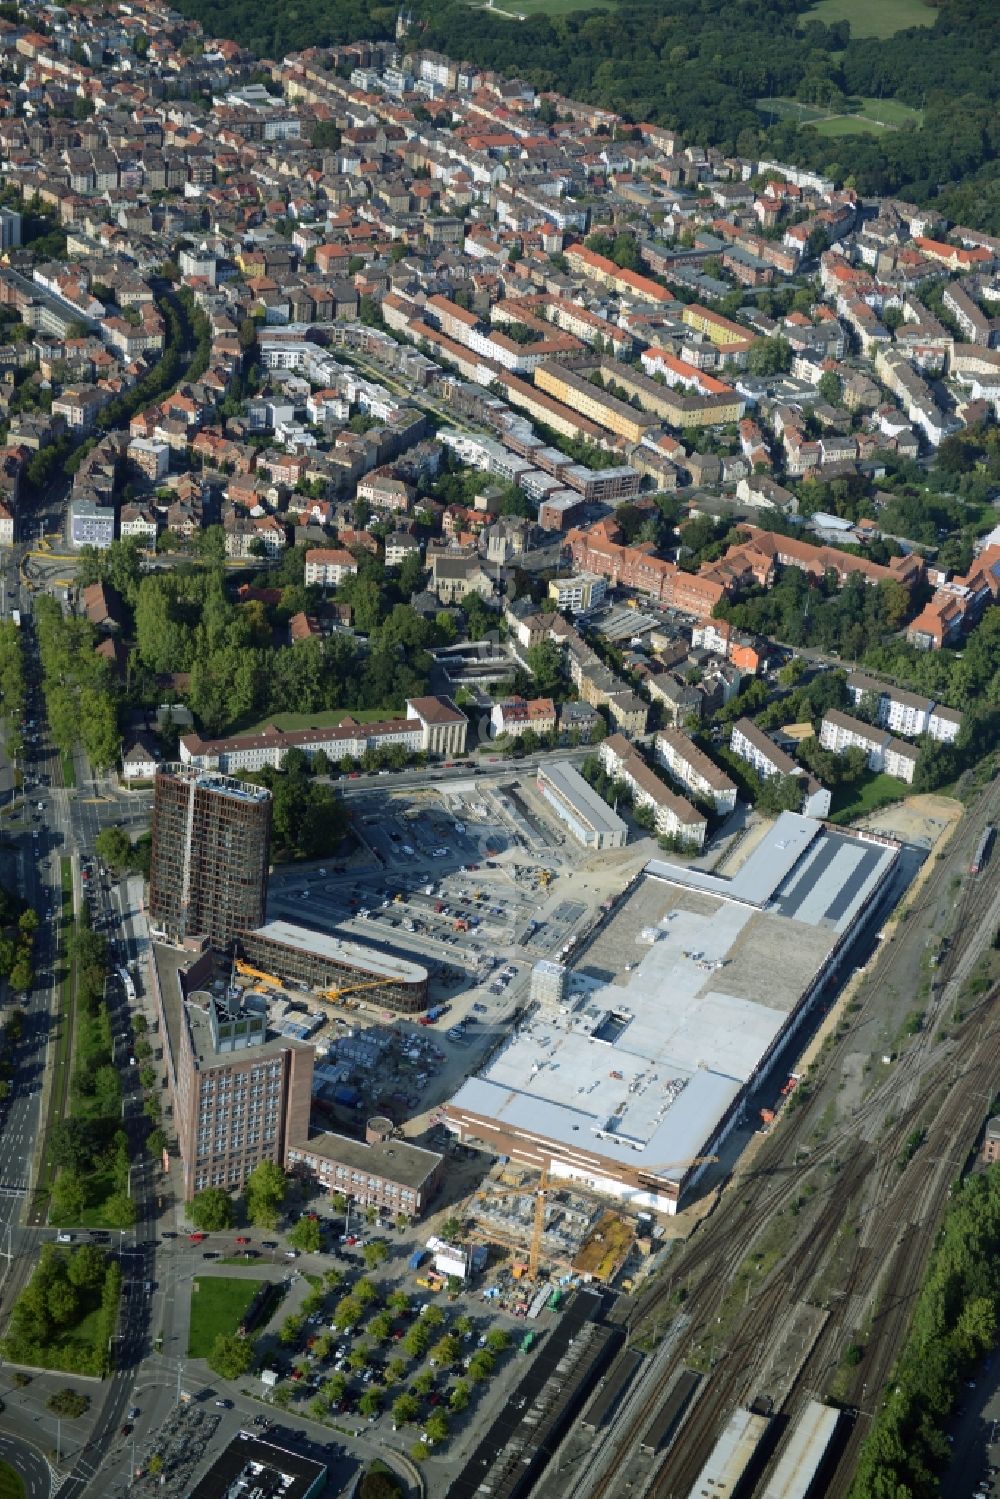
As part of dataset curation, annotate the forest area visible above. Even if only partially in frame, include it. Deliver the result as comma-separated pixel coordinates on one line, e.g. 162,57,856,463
168,0,1000,232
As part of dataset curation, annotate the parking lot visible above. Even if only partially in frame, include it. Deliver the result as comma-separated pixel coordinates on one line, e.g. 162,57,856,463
139,1207,569,1486
256,782,658,1148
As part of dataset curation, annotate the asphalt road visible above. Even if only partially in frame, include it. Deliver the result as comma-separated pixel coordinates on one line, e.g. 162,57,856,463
0,1430,51,1499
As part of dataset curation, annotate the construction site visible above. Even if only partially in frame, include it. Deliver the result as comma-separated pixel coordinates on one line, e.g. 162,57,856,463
463,1162,644,1291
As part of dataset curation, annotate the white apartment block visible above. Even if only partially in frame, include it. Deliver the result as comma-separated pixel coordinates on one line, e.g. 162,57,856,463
599,734,706,849
654,728,737,815
304,548,359,587
729,718,831,818
819,710,917,784
547,573,607,615
730,717,792,780
846,672,963,744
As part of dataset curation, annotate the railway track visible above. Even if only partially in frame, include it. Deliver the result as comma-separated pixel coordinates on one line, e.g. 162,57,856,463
586,787,1000,1499
815,1004,1000,1499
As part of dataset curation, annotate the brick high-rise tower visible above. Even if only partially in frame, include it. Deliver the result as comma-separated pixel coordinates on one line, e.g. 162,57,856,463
149,766,271,949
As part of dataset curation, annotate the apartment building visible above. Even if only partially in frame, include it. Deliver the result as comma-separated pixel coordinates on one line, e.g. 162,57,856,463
876,348,956,447
547,573,607,615
654,728,737,814
565,519,727,619
907,542,1000,649
149,945,313,1201
490,696,557,740
304,547,359,587
819,709,918,784
127,437,170,481
729,718,831,817
69,497,115,549
599,734,707,849
845,672,963,743
596,356,745,427
681,303,755,351
534,362,659,444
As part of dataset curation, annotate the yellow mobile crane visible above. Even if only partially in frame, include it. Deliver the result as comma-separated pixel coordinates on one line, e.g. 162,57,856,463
234,959,284,989
320,978,392,1009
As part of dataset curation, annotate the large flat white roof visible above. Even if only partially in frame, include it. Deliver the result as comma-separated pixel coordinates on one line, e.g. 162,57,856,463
448,818,900,1182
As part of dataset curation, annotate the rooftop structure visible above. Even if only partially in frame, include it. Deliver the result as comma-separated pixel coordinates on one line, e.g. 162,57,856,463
445,814,899,1212
189,1431,326,1499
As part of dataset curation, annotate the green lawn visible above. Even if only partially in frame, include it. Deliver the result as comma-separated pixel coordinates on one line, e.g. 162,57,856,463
187,1277,266,1358
829,772,907,824
237,707,402,737
802,0,935,37
0,1461,25,1499
60,750,76,788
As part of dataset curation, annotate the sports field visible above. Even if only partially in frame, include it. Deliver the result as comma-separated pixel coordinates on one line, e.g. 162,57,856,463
803,0,935,39
469,0,613,15
756,95,922,136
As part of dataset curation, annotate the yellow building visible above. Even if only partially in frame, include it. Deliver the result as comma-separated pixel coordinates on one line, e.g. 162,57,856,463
681,303,753,348
534,362,657,444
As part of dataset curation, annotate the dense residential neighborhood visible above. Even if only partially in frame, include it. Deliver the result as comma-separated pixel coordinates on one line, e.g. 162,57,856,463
0,1,995,821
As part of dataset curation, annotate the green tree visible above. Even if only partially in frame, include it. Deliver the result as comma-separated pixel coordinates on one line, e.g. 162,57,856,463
208,1332,255,1379
747,336,792,376
525,639,564,696
359,1385,384,1417
360,1466,403,1499
288,1215,321,1253
369,1310,393,1342
66,1243,106,1292
817,370,842,406
244,1160,287,1229
332,1297,363,1332
188,1187,233,1232
47,1279,79,1327
103,1191,137,1229
363,1238,390,1270
403,1323,429,1359
50,1170,86,1225
449,1379,470,1413
430,1333,460,1367
391,1393,420,1427
468,1350,494,1383
425,1409,449,1446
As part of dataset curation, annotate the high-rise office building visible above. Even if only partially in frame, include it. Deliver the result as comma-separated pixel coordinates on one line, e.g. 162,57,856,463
149,766,272,949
